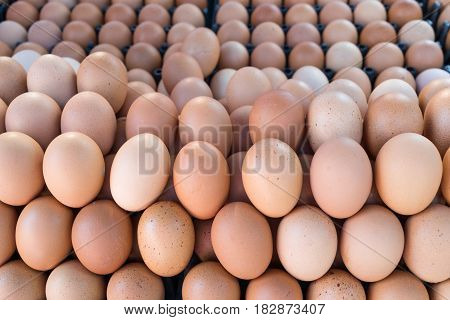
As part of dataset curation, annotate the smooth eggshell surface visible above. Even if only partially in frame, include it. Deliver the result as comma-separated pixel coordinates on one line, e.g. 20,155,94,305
368,270,429,300
246,268,303,300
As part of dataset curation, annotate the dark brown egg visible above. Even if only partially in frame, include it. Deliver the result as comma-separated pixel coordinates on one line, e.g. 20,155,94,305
63,21,97,49
127,68,156,88
91,43,124,61
251,22,285,46
353,0,386,26
6,1,38,28
139,4,171,27
216,1,249,25
40,2,70,28
285,3,318,26
323,19,358,45
326,79,368,117
167,23,195,45
326,41,362,71
0,260,46,299
172,3,205,27
28,20,61,51
388,0,422,27
0,21,27,49
105,3,136,27
194,219,217,261
0,202,18,266
319,1,352,25
219,41,249,70
51,41,86,62
252,42,285,69
289,41,324,69
359,20,397,48
217,20,250,44
99,21,132,49
251,3,283,26
133,21,166,49
125,43,161,71
334,67,372,99
365,42,404,73
170,77,213,112
71,3,103,28
227,151,251,202
118,81,154,117
162,52,203,93
405,40,444,73
0,57,27,104
375,67,416,90
286,22,321,47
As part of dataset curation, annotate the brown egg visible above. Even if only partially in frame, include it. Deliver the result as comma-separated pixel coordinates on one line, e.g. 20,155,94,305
311,138,372,218
404,204,450,283
90,43,124,61
51,41,86,62
6,1,38,28
325,79,368,117
167,23,195,45
226,67,272,112
146,0,174,9
216,2,248,25
359,20,397,48
0,132,44,206
219,41,249,69
278,79,313,115
307,269,366,300
419,78,450,113
0,21,27,50
289,41,324,70
46,260,106,300
105,3,136,27
164,42,182,61
0,203,17,266
262,67,287,89
320,2,352,25
430,279,450,300
354,0,386,26
292,66,329,94
227,151,250,202
210,69,235,101
242,138,302,217
172,3,205,27
133,21,166,49
118,81,154,118
375,67,416,89
211,202,272,279
364,93,423,158
368,271,429,300
217,20,250,45
162,52,203,93
139,4,170,27
125,43,161,72
194,219,216,261
77,52,128,113
278,206,337,281
182,28,220,77
71,3,103,28
0,41,12,57
27,20,61,51
112,0,142,9
182,261,240,299
437,4,450,29
388,0,422,27
138,201,194,277
125,92,178,148
246,269,303,300
127,68,156,88
0,260,46,300
252,42,285,69
375,133,442,215
322,19,358,45
365,42,405,74
285,4,318,26
170,77,213,112
326,41,362,71
16,196,72,271
72,200,132,275
251,22,285,46
40,2,70,28
405,40,444,73
287,22,321,47
99,21,132,49
307,91,363,151
63,21,97,48
6,92,60,150
251,3,283,26
369,79,418,104
340,205,404,282
0,58,25,104
399,20,435,46
61,92,116,154
97,154,115,200
442,149,450,204
416,68,450,93
333,67,372,99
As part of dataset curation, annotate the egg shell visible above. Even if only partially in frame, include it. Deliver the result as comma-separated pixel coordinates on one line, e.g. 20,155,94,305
230,106,253,154
0,203,18,266
246,268,303,300
46,260,106,300
405,40,444,73
194,219,217,261
251,3,282,26
398,20,435,46
359,21,397,48
105,3,137,27
7,1,39,28
334,67,372,99
319,1,352,25
0,57,27,104
307,269,366,300
287,22,321,47
51,41,86,62
172,3,205,27
0,260,46,300
423,88,450,157
99,21,132,49
365,42,404,74
442,149,450,204
277,205,337,281
325,79,368,117
162,52,204,93
285,4,318,26
289,41,324,69
170,78,213,113
292,66,329,94
118,81,155,118
127,69,156,88
326,41,362,71
139,4,170,26
216,1,248,25
211,202,273,280
353,0,386,26
112,117,127,153
368,270,429,300
388,0,422,27
322,19,358,45
220,41,249,70
217,20,250,45
91,44,124,61
182,261,240,300
430,279,450,300
375,67,416,90
262,67,288,89
251,22,285,46
369,79,418,104
227,151,250,203
28,20,61,51
278,79,314,116
70,3,103,28
167,23,195,45
133,21,166,48
0,41,12,57
210,69,235,101
40,2,70,28
97,154,115,201
126,43,161,72
62,21,97,49
419,78,450,112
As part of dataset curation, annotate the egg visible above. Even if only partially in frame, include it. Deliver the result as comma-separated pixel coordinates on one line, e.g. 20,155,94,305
227,151,250,203
307,269,366,300
430,280,450,300
375,133,442,215
210,69,235,101
6,1,39,28
369,79,418,104
287,22,321,47
388,0,422,27
16,196,73,271
404,204,450,283
182,28,220,77
147,0,174,9
359,21,397,48
405,40,444,73
292,66,329,94
333,67,372,99
217,20,250,45
97,154,115,201
11,49,41,72
289,42,324,69
105,3,136,27
27,20,62,51
246,269,303,300
262,67,288,89
172,3,205,27
285,4,318,26
118,81,155,117
111,133,170,211
375,67,416,90
0,41,12,57
251,22,285,46
182,261,240,300
194,219,217,261
368,271,429,300
279,79,314,115
398,20,435,46
251,3,282,26
107,263,164,300
52,41,87,62
77,52,128,113
0,260,46,300
365,42,404,73
167,23,195,45
319,2,352,25
277,206,337,281
63,21,97,48
423,88,450,157
211,202,273,280
216,2,248,25
325,79,368,117
354,0,386,26
0,57,27,104
125,92,178,148
0,21,27,49
0,203,17,266
91,44,124,61
127,68,157,88
133,21,166,49
0,132,44,206
139,4,171,26
326,41,362,71
322,19,358,45
162,52,203,93
442,149,450,204
226,67,272,112
40,2,70,28
416,69,450,93
112,117,127,153
113,0,142,9
70,3,103,28
43,132,104,208
46,260,106,300
219,41,249,69
171,78,213,113
99,21,132,49
252,42,285,69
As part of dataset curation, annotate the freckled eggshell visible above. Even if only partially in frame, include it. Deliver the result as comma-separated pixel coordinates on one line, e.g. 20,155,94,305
0,57,28,104
107,262,164,300
162,52,204,93
246,268,303,300
110,133,170,212
0,132,44,206
375,133,442,215
0,260,46,300
0,203,18,266
77,52,128,113
423,88,450,157
72,200,132,275
442,149,450,204
173,141,229,219
242,138,303,218
16,196,73,271
170,77,213,113
340,205,404,282
368,270,429,300
307,269,366,300
118,81,155,118
311,137,372,219
325,79,368,117
403,204,450,283
211,202,273,280
194,219,217,261
364,93,424,158
43,132,104,208
277,205,337,281
138,201,194,277
46,260,106,300
182,261,240,300
430,279,450,300
226,67,272,113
